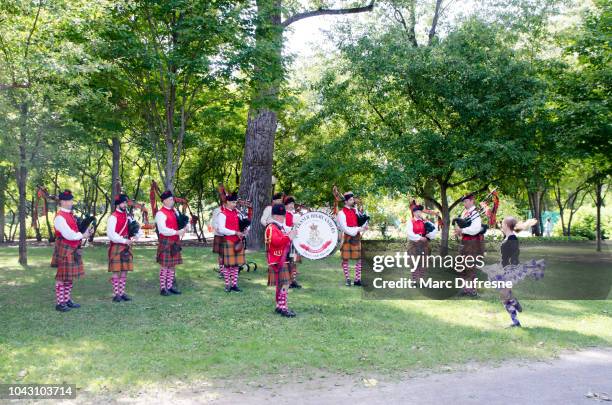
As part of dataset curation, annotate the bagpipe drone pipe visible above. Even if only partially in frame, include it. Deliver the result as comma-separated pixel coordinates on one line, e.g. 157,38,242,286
451,188,499,235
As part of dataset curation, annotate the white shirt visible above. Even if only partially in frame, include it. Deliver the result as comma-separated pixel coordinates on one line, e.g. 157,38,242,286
407,218,438,241
260,205,272,227
461,206,482,236
155,209,179,237
107,209,142,244
212,207,222,236
53,208,84,241
337,208,361,237
218,209,237,236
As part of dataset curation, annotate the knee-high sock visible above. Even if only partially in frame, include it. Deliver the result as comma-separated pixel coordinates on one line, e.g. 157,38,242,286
342,260,350,280
223,266,231,288
64,281,73,302
55,281,65,305
504,299,520,325
275,286,281,309
231,267,239,287
218,256,224,272
278,289,288,310
165,268,175,290
355,259,362,281
119,274,127,295
112,274,121,296
159,267,167,290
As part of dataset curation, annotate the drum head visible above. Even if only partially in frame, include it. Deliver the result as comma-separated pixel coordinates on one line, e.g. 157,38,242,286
293,211,339,260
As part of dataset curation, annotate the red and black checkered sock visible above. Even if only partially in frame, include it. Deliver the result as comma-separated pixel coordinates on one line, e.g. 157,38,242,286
112,275,120,296
275,287,281,308
218,256,224,272
231,267,239,287
166,268,175,290
342,260,350,280
279,289,288,310
355,259,362,281
159,267,166,290
64,281,72,303
119,275,127,295
55,281,64,305
223,266,231,288
291,264,298,282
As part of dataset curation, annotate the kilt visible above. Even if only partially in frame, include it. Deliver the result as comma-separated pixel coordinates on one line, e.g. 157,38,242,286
268,263,291,287
51,239,84,281
212,235,223,254
156,238,183,268
458,237,484,282
107,243,134,273
340,233,361,260
221,239,246,267
408,240,429,280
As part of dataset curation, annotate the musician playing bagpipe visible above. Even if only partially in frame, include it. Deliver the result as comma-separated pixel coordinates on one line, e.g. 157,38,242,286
211,206,225,278
266,204,298,317
50,190,92,312
337,191,368,287
406,204,438,281
107,194,143,302
260,192,284,227
284,196,302,289
155,190,186,296
453,193,485,297
217,192,246,292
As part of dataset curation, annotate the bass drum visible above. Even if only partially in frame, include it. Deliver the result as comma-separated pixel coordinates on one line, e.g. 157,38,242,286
293,211,339,260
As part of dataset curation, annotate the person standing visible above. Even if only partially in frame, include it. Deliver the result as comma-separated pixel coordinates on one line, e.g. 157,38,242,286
406,204,438,281
217,192,246,292
155,190,185,296
337,191,367,286
454,193,484,297
284,196,302,289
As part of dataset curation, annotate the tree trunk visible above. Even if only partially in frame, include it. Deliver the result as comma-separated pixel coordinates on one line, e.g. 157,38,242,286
0,180,5,243
238,0,282,250
17,102,28,265
32,195,41,242
111,136,121,204
528,190,544,236
595,179,603,252
439,183,450,255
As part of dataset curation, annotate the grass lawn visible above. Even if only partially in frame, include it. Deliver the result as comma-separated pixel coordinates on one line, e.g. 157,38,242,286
0,243,610,395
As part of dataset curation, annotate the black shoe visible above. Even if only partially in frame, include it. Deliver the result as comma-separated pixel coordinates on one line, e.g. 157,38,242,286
224,286,231,293
458,290,478,298
353,280,362,287
514,299,522,312
507,322,522,328
55,304,71,312
231,286,242,292
66,300,80,308
112,295,122,302
121,294,132,301
160,289,170,296
345,279,352,287
289,281,302,289
275,307,282,313
169,287,182,295
218,272,224,279
279,308,296,317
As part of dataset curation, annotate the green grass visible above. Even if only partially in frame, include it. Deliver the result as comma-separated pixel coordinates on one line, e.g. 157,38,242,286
0,244,610,395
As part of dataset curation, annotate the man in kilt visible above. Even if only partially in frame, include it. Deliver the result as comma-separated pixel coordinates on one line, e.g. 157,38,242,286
155,190,185,296
107,194,141,302
51,190,92,312
406,204,438,281
260,192,284,227
337,192,368,286
454,193,484,297
217,192,246,292
211,205,224,278
266,204,298,317
283,196,302,289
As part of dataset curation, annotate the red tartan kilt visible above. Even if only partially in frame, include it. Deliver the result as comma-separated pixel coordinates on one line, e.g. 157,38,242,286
156,238,183,268
341,233,362,260
51,239,84,281
222,239,246,267
268,263,291,287
108,243,134,272
212,235,223,254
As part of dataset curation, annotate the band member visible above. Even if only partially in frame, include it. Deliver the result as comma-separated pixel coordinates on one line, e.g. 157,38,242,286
284,196,302,289
260,192,284,227
266,204,298,317
454,193,484,297
155,190,185,296
482,217,545,327
407,204,438,281
107,194,141,302
218,192,246,292
337,191,367,286
51,190,91,312
211,205,224,278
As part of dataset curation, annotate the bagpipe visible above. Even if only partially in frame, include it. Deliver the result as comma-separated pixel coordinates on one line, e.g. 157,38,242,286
408,198,440,236
76,215,97,234
451,188,499,235
332,185,370,226
150,180,195,234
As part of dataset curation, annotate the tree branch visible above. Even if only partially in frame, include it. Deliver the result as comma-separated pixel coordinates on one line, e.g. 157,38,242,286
282,1,375,27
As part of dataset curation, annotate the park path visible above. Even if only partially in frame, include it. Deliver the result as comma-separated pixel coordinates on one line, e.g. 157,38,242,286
72,348,612,405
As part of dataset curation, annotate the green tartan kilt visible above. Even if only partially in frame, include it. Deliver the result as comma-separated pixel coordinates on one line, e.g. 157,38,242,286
51,239,85,281
108,243,134,273
156,238,183,268
268,263,291,287
340,233,362,260
222,238,246,267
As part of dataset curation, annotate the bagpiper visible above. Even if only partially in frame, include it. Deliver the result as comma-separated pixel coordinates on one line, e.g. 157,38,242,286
284,196,302,289
336,191,367,286
454,193,484,297
217,192,246,292
406,204,438,281
260,192,284,227
266,203,298,317
51,190,91,312
211,205,224,278
155,190,185,296
107,193,142,302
